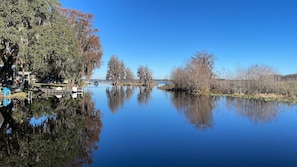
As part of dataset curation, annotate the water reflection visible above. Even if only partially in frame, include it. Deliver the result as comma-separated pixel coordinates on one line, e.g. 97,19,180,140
106,86,153,112
106,86,135,113
225,97,283,123
0,94,102,166
171,92,217,130
137,87,152,104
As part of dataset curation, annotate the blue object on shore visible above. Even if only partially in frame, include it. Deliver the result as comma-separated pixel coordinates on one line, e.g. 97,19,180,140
2,98,11,107
2,87,11,96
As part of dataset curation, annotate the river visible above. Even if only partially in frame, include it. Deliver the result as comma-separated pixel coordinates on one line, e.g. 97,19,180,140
0,83,297,167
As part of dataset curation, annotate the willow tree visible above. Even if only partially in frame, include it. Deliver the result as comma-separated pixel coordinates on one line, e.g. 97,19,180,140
59,8,103,80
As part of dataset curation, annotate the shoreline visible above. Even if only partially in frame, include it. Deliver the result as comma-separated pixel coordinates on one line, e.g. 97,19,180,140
2,83,297,103
158,84,297,103
110,82,158,87
0,92,28,100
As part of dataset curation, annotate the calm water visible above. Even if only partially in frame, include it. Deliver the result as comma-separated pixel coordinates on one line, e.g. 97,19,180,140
0,84,297,167
86,84,297,167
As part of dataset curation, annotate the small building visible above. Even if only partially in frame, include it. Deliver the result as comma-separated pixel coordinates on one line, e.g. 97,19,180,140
17,71,35,83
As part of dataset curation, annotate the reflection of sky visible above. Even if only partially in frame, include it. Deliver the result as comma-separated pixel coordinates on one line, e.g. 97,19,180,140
6,128,12,134
29,115,56,127
86,84,297,167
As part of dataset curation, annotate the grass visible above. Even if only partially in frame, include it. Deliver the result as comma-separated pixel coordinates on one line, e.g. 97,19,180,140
112,82,158,87
0,92,28,100
209,93,297,103
158,84,297,103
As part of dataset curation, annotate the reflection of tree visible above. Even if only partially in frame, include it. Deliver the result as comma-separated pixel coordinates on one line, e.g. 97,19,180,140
171,92,217,130
125,86,135,100
106,86,135,113
137,86,152,104
225,97,282,123
0,94,102,167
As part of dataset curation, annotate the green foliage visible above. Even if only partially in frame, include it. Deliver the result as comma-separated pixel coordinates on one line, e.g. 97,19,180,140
0,0,101,83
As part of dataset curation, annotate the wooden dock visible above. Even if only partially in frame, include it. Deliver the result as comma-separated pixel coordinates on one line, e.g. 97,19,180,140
41,87,83,98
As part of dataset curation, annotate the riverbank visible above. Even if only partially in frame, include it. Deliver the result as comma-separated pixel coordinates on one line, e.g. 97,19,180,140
111,82,158,87
158,84,297,103
0,92,28,100
0,83,83,101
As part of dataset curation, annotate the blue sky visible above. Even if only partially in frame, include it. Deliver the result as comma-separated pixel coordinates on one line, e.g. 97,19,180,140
59,0,297,79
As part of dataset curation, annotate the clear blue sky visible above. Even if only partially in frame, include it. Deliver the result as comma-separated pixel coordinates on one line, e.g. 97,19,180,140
59,0,297,79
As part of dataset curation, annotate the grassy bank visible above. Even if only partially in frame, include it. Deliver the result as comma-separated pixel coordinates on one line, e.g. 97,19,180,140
112,82,158,87
158,84,297,103
210,93,297,103
0,92,28,100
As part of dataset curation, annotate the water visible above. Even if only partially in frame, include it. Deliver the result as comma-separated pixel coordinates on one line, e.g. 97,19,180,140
0,84,297,166
87,84,297,167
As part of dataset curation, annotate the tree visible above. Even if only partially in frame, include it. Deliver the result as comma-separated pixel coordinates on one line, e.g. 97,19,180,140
231,64,278,94
137,65,153,86
137,65,145,83
0,1,102,84
171,67,189,91
125,67,135,82
187,51,215,93
0,0,86,84
106,55,126,85
30,14,82,82
59,8,103,80
119,60,126,83
170,50,215,93
0,0,61,83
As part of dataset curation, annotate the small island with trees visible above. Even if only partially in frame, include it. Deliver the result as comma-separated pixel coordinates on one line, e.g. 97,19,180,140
106,55,154,86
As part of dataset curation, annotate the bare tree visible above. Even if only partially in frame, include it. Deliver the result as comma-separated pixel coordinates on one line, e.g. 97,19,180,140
188,51,215,93
234,64,278,94
125,67,135,82
137,65,145,83
119,60,126,83
106,55,126,85
171,67,189,91
137,65,153,86
170,50,215,93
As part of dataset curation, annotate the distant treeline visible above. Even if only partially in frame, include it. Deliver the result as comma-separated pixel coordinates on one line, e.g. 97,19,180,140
278,74,297,81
